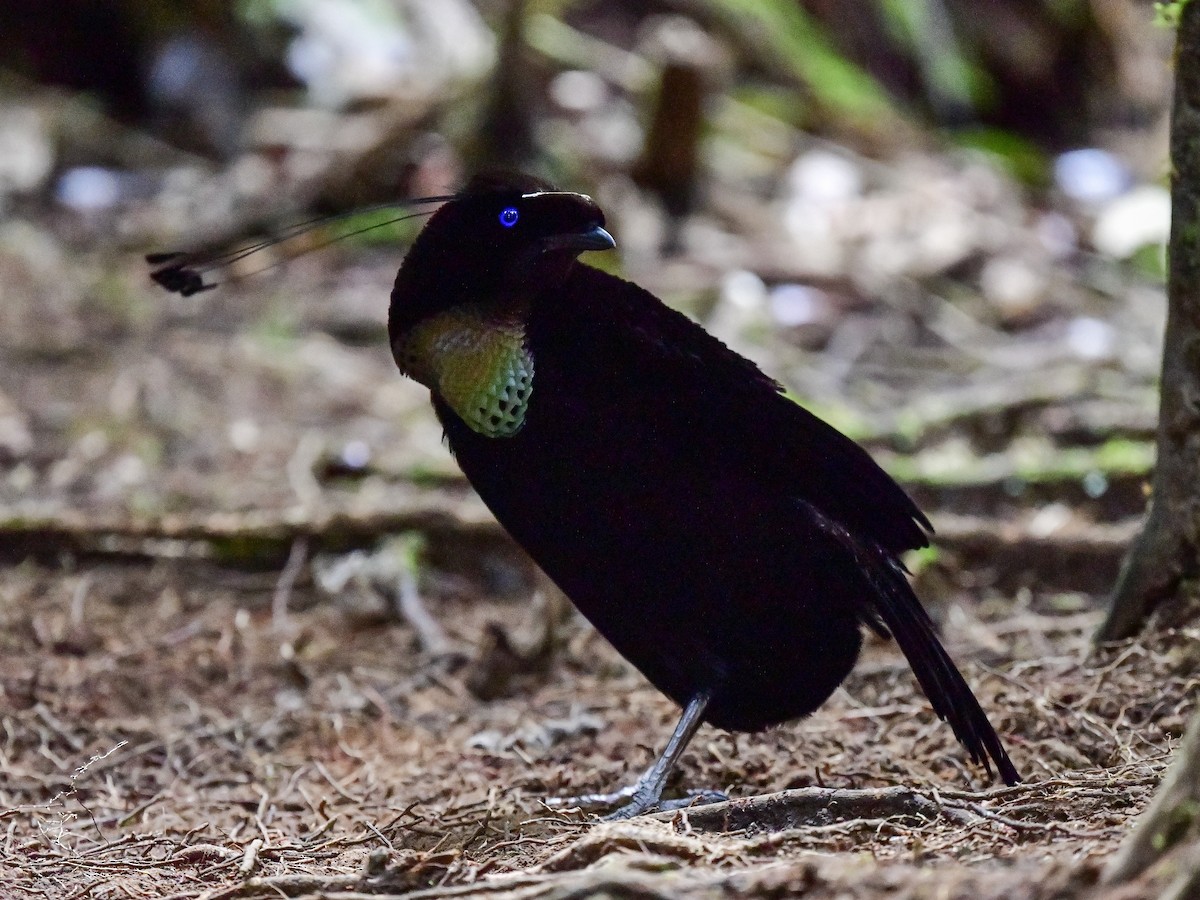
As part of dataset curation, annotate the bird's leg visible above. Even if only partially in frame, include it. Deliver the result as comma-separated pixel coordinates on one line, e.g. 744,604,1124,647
547,691,721,819
604,690,716,819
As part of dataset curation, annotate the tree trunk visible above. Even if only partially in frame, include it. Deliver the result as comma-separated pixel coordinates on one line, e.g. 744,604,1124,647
1098,0,1200,642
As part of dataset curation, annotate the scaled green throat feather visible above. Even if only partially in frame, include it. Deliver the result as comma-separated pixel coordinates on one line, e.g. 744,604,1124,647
394,306,533,438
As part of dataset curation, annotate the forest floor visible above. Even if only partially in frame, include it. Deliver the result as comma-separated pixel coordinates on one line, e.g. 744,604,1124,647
0,550,1190,900
0,142,1187,898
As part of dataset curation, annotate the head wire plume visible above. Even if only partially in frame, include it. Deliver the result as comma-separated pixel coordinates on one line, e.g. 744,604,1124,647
146,195,458,296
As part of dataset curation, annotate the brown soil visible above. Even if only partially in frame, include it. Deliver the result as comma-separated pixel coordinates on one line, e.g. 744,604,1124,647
0,550,1186,898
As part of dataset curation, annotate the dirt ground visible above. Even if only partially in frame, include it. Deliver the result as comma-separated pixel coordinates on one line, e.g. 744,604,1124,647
0,543,1188,899
0,156,1188,898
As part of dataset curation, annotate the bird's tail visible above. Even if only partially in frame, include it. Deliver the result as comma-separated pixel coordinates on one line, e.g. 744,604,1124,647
802,501,1020,785
866,555,1021,785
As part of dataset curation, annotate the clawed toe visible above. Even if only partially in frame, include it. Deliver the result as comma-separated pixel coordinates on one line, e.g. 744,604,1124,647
549,693,718,820
603,789,725,819
553,786,728,820
545,784,637,811
657,788,729,812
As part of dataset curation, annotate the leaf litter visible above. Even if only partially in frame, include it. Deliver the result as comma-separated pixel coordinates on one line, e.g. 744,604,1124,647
0,551,1190,898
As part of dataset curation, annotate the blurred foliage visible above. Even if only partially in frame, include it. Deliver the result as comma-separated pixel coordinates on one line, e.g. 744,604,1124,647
702,0,898,127
886,437,1156,486
330,207,434,249
951,127,1049,185
879,0,984,111
0,0,1159,164
1130,241,1169,284
1155,1,1191,28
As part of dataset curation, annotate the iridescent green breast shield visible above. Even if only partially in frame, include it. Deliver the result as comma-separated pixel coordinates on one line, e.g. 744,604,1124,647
397,309,534,438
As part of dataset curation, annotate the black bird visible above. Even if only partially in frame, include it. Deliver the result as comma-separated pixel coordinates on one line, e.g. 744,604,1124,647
386,171,1019,816
149,171,1020,817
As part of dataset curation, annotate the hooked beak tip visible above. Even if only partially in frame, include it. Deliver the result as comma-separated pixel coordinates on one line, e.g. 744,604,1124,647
542,224,616,254
583,225,617,251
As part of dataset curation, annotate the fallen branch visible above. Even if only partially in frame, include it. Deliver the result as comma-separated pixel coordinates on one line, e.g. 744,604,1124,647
931,513,1140,594
651,785,977,833
0,494,506,566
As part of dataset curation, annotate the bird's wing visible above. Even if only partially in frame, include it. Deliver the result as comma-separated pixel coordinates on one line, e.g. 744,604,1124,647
539,266,1018,785
558,265,930,557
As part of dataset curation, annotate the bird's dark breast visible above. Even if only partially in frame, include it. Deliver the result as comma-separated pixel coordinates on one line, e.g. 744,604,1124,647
434,340,869,732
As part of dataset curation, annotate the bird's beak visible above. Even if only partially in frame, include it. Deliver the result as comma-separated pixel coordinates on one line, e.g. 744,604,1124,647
541,224,616,254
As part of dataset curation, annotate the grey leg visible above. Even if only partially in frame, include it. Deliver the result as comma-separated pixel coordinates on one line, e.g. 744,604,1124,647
548,691,719,819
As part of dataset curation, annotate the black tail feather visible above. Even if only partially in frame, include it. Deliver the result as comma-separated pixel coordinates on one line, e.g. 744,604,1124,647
869,558,1020,785
802,500,1020,785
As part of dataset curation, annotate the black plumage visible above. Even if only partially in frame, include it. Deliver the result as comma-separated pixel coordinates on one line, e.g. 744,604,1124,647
146,170,1019,817
386,171,1019,816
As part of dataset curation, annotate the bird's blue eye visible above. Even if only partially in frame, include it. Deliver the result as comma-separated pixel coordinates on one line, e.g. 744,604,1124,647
499,207,519,228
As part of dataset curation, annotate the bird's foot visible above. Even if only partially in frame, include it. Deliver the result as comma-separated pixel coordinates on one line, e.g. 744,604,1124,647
658,789,729,812
545,782,639,812
604,787,728,821
547,693,721,819
548,782,728,820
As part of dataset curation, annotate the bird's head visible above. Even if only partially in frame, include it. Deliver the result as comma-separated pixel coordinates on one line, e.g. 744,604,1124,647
389,172,613,335
388,173,614,437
